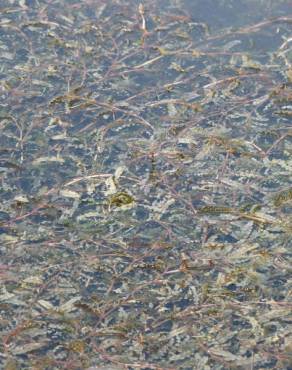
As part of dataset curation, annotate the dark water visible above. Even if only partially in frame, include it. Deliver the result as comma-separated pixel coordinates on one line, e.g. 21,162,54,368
0,0,291,369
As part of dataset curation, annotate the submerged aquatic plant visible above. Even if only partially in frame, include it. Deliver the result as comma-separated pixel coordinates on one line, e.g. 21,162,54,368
273,187,292,207
0,0,291,369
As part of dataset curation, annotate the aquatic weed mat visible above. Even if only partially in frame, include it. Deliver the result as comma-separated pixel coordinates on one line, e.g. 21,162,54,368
0,0,291,369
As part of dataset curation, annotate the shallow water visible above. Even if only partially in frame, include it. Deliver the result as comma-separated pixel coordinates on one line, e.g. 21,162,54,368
0,0,291,369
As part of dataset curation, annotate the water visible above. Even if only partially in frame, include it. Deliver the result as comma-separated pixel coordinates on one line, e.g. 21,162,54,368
0,0,291,369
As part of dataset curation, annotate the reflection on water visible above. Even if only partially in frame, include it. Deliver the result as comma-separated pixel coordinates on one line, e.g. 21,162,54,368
0,0,291,369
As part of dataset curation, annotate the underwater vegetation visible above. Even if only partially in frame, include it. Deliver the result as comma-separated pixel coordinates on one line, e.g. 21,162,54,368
0,0,291,369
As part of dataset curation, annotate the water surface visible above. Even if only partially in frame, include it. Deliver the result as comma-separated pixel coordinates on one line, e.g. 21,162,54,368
0,0,291,369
